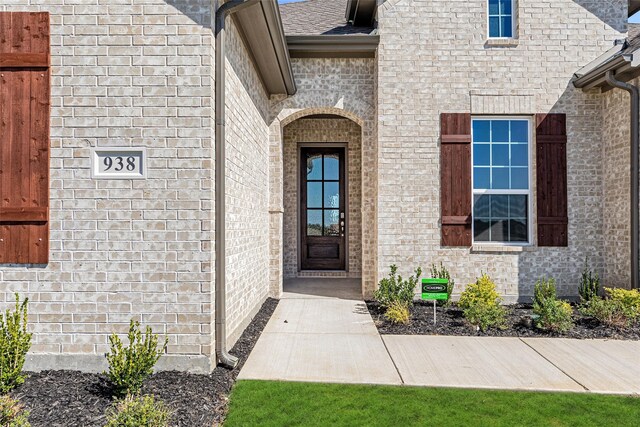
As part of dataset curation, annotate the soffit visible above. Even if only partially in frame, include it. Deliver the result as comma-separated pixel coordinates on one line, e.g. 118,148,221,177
233,1,296,95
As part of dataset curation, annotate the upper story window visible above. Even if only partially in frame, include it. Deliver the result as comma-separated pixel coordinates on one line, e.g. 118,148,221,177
488,0,514,38
472,118,531,244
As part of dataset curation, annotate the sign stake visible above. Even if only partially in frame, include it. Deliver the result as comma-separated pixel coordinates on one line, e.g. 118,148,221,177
433,299,436,325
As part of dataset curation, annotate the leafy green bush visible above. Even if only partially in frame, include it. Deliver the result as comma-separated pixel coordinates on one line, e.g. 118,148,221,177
384,301,411,325
105,320,168,397
429,262,455,304
0,395,30,427
578,258,600,302
607,287,640,318
374,265,422,308
105,394,170,427
458,274,506,331
0,294,32,394
579,288,640,328
579,298,627,328
532,278,573,333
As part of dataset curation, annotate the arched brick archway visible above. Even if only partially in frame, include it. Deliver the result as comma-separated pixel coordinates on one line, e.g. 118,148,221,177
268,105,377,299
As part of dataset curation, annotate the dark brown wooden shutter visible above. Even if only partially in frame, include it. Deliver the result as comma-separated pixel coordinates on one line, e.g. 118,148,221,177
536,113,568,247
440,113,472,246
0,12,50,264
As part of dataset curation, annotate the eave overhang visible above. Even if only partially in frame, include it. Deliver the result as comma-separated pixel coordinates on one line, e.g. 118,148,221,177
573,42,640,91
234,0,296,95
287,35,380,58
631,0,640,17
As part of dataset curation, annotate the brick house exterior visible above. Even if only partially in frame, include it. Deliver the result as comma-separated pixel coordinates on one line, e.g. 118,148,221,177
0,0,638,373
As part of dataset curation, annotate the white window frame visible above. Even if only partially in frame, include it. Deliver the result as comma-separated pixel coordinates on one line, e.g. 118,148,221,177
471,116,534,246
487,0,516,39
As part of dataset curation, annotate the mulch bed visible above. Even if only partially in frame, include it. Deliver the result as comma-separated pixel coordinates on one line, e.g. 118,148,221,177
366,300,640,340
10,297,279,427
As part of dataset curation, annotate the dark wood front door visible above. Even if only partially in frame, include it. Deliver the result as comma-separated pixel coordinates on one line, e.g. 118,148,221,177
300,147,346,270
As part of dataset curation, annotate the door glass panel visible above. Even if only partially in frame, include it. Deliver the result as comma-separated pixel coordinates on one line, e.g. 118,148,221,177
324,155,339,180
324,210,340,236
324,182,340,208
306,154,322,180
307,182,322,208
307,210,322,236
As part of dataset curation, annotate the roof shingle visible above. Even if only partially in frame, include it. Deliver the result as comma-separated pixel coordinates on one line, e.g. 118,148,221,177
279,0,374,36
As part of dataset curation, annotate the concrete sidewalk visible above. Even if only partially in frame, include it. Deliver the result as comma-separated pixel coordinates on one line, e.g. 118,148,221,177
238,278,402,384
239,279,640,394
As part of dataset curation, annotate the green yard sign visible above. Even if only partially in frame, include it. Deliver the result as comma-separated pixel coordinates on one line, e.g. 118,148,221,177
421,278,449,301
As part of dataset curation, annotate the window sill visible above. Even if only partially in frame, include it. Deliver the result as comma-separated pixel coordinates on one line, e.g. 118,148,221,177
471,245,526,253
484,38,519,47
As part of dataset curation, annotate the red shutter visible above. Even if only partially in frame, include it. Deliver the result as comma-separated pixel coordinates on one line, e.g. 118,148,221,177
440,113,472,247
536,114,568,247
0,12,50,264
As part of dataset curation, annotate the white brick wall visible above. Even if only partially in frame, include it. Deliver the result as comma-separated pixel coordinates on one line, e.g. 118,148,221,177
0,1,272,372
223,20,271,346
374,0,626,298
269,58,377,296
0,0,633,372
602,77,638,288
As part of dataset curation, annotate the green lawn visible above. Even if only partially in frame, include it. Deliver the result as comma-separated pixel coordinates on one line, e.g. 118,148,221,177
225,380,640,427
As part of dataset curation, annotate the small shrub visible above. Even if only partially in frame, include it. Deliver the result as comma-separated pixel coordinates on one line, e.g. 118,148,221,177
578,258,600,302
607,287,640,319
0,395,30,427
374,265,422,308
579,298,627,328
458,274,506,331
429,262,455,304
579,288,640,328
0,294,32,394
105,320,168,397
384,301,410,325
105,394,170,427
532,278,573,333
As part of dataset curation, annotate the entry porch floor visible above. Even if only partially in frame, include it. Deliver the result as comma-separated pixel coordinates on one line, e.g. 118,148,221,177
238,279,640,394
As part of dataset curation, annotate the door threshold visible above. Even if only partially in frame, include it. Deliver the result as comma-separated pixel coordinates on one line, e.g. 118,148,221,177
300,270,347,273
298,270,349,278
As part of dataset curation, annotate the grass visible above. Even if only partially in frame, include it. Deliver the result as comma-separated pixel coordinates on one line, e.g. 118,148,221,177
225,380,640,427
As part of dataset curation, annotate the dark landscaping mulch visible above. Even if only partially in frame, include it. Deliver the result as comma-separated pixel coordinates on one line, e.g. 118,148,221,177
10,297,279,427
366,300,640,340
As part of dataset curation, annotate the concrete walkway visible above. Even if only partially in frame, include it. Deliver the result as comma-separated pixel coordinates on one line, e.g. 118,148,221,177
239,279,640,394
238,278,401,384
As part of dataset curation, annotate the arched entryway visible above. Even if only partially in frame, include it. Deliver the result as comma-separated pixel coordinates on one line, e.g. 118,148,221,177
268,103,377,300
282,114,363,279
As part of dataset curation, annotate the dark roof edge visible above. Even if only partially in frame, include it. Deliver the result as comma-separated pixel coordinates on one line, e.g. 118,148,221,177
631,0,640,17
573,40,640,90
287,35,380,58
573,55,633,90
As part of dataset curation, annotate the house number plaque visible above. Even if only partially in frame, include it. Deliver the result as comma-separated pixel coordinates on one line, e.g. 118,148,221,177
91,148,146,179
